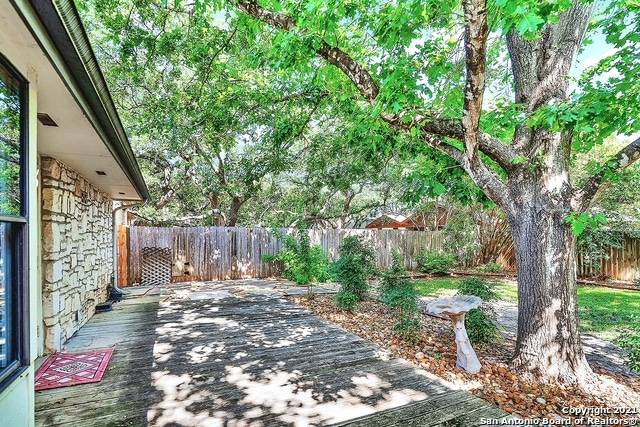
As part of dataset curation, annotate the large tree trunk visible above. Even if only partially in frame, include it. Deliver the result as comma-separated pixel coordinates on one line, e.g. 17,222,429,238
227,196,245,227
506,183,594,386
501,2,596,386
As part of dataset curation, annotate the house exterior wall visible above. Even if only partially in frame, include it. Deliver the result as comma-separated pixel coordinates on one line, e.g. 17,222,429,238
40,157,113,352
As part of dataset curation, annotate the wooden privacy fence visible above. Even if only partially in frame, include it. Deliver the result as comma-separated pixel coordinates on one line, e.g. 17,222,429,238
118,226,443,286
577,236,640,282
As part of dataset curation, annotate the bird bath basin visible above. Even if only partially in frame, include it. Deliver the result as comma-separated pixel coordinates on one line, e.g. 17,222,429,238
426,295,483,373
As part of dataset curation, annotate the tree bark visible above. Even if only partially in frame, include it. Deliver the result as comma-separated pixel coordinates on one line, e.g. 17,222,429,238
505,177,594,386
208,193,226,226
499,2,597,386
227,196,245,227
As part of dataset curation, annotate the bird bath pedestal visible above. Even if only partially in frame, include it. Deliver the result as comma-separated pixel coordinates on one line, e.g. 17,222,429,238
426,295,483,374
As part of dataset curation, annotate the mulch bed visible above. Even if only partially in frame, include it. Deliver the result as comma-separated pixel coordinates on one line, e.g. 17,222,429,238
292,295,640,422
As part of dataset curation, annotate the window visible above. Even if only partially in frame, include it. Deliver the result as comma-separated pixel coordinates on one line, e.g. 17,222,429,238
0,54,28,390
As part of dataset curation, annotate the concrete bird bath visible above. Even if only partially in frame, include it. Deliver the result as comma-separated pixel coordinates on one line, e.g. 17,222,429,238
426,295,483,374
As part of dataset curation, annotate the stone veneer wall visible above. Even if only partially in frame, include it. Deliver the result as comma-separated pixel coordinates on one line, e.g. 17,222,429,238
40,157,114,352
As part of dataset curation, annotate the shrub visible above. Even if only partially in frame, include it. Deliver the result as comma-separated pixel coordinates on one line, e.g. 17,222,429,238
333,235,377,309
457,276,499,301
263,230,330,287
615,324,640,372
415,248,456,274
456,277,500,343
380,250,421,341
477,258,503,273
334,290,359,311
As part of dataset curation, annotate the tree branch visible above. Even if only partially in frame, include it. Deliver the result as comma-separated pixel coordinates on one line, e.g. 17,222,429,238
233,0,379,100
231,0,512,212
507,2,594,154
234,0,516,168
380,112,516,168
461,0,489,165
573,135,640,211
155,165,192,210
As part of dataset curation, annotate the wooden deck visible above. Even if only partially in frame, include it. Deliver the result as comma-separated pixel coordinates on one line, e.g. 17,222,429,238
35,283,511,426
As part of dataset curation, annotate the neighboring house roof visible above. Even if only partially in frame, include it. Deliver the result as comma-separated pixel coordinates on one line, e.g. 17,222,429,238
5,0,149,201
365,214,408,229
369,206,449,230
390,209,448,230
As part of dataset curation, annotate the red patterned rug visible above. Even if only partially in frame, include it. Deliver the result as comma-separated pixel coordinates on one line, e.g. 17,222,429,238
34,349,114,391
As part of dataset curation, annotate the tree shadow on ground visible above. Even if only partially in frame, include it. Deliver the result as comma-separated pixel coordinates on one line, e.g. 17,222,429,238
147,294,454,426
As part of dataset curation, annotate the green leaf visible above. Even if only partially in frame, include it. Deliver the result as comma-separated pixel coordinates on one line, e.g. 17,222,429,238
571,220,587,236
516,12,544,34
509,155,529,165
592,213,607,224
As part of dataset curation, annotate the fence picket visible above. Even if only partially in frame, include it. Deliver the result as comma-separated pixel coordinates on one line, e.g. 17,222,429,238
120,226,640,285
122,226,444,284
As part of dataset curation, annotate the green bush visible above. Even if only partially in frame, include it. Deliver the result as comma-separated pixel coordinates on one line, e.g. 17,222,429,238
333,236,377,309
457,276,499,301
335,290,359,311
463,309,500,343
263,230,330,286
415,248,456,274
380,250,421,341
456,277,500,343
477,258,503,273
615,324,640,372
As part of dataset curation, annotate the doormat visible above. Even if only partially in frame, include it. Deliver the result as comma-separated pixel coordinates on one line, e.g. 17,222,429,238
34,348,114,391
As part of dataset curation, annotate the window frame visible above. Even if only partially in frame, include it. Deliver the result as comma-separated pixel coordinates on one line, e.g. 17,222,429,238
0,53,29,391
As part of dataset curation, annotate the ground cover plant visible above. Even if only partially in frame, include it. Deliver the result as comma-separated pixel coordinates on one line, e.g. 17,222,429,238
475,259,503,274
616,327,640,372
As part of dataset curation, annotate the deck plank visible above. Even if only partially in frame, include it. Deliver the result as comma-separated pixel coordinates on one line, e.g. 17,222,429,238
35,287,511,426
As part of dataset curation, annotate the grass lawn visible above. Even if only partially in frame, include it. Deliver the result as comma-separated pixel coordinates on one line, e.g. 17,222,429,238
414,277,462,297
414,276,640,338
577,285,640,338
414,276,518,302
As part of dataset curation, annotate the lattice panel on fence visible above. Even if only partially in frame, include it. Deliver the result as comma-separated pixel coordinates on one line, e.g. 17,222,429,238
141,247,172,287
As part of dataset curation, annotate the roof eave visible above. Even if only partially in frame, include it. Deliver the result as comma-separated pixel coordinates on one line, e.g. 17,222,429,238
14,0,149,201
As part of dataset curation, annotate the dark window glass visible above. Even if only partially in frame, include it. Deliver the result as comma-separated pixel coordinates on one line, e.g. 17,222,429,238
0,222,17,370
0,63,22,217
0,223,6,369
0,56,27,389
